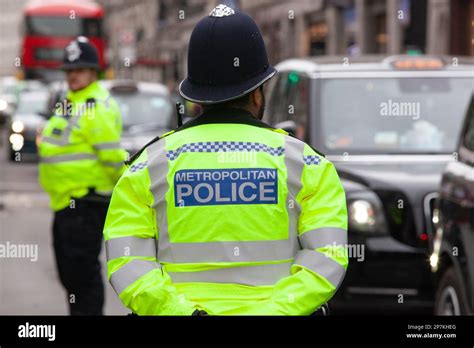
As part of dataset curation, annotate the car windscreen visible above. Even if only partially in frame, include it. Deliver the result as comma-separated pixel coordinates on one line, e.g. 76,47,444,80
320,77,473,154
16,91,48,115
110,92,173,130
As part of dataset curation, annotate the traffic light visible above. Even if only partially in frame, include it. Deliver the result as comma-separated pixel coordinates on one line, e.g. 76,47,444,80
288,72,299,84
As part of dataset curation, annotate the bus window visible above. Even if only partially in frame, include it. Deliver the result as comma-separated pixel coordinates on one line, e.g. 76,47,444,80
26,16,82,37
83,18,102,37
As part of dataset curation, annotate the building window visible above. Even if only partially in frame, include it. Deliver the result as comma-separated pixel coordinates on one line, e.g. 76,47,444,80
375,14,387,53
308,22,328,56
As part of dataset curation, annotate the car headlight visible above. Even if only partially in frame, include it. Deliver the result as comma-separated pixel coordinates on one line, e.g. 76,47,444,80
9,133,24,151
348,191,388,234
0,99,7,111
12,120,24,133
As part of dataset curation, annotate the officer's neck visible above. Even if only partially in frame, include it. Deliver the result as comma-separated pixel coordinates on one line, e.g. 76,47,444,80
68,80,98,99
201,106,260,120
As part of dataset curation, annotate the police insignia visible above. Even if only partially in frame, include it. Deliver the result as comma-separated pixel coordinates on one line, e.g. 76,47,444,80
209,4,235,17
65,41,81,62
174,168,278,207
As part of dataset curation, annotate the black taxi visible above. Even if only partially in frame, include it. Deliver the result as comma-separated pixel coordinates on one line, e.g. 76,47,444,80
264,55,474,313
431,95,474,315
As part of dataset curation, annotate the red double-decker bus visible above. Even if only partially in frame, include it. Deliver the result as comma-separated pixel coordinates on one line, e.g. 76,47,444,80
20,0,107,81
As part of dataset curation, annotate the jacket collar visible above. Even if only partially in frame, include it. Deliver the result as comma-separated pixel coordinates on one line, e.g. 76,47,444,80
177,107,275,130
67,81,100,101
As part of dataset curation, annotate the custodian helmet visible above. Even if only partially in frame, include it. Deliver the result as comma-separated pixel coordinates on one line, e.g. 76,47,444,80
179,4,276,104
62,36,100,70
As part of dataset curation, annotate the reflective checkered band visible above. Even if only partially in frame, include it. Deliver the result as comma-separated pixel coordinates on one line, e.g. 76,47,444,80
129,161,148,173
166,141,285,161
303,155,321,165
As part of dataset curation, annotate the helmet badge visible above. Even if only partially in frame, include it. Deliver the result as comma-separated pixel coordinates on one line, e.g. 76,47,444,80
209,4,235,17
66,41,82,62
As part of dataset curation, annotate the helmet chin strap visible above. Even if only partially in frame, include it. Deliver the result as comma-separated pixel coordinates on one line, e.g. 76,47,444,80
257,86,266,120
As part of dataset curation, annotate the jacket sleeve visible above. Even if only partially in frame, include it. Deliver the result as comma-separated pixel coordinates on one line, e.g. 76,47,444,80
103,152,200,315
83,98,128,183
229,146,348,315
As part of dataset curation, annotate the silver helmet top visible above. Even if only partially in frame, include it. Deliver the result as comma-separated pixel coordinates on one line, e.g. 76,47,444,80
209,4,235,18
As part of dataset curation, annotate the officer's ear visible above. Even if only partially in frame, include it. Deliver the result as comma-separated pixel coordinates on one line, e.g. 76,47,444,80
249,87,263,109
87,68,98,81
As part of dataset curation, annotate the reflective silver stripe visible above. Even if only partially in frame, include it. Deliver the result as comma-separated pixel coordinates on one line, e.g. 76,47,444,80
101,161,124,168
158,240,295,263
147,140,170,261
284,136,305,200
109,259,161,295
51,114,82,146
94,141,122,150
299,228,348,250
284,135,305,251
168,261,292,286
106,237,157,260
97,95,111,108
294,249,346,288
40,153,97,163
41,136,68,146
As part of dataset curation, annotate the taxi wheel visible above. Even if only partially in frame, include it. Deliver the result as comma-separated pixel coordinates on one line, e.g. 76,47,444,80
434,267,469,315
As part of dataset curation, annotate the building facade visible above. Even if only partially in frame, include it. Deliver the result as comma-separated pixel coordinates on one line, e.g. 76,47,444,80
99,0,473,84
0,0,28,77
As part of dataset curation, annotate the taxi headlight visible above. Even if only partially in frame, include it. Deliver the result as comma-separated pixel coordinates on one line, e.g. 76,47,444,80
9,133,24,151
348,192,388,234
12,120,25,133
0,99,8,111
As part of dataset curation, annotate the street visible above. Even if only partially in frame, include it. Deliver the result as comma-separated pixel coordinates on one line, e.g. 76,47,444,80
0,131,127,315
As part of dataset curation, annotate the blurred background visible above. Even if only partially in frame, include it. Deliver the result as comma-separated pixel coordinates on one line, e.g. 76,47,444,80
0,0,473,316
1,0,473,81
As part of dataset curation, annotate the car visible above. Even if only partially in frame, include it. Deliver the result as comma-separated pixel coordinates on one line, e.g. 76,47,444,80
0,77,20,123
8,87,49,162
1,78,48,133
264,55,474,313
100,80,176,155
431,95,474,315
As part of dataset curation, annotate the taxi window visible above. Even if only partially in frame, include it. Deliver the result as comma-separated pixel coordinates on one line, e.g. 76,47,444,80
319,77,473,154
266,73,288,124
462,97,474,152
266,72,310,141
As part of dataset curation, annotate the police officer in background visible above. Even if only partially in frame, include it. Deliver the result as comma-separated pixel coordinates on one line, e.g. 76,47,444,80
104,4,348,315
39,37,128,315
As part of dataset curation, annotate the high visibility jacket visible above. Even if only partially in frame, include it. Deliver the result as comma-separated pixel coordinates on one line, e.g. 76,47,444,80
104,108,348,315
39,81,128,211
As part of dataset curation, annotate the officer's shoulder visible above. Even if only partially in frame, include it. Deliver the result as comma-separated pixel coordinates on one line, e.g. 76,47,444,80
88,86,116,109
270,128,325,158
125,130,175,165
304,142,325,158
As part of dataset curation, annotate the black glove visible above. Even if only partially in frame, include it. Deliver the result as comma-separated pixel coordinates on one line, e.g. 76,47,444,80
192,309,208,316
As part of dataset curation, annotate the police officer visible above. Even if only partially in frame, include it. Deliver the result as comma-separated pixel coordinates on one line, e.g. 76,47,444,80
104,5,348,315
39,37,128,315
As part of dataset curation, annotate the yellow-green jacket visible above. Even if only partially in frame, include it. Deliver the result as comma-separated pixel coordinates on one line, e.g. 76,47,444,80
39,81,128,211
104,108,348,315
